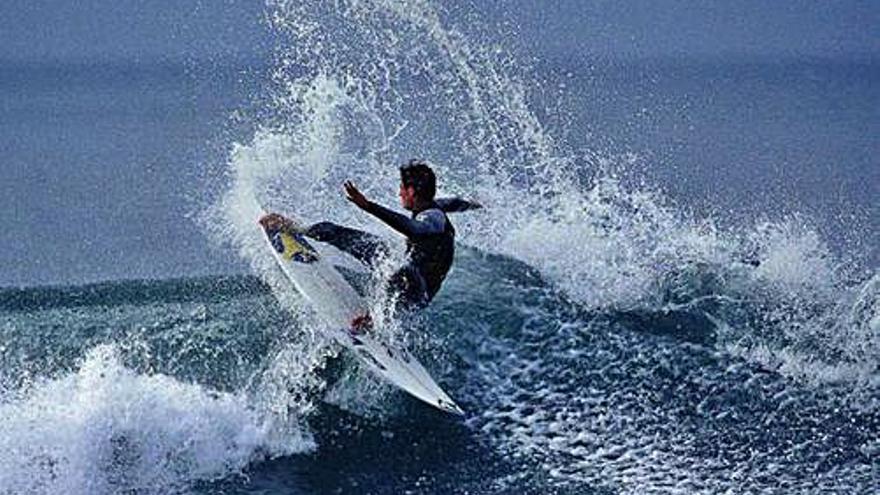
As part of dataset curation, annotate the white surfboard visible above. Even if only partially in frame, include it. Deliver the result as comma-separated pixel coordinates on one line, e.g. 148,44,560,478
260,219,464,416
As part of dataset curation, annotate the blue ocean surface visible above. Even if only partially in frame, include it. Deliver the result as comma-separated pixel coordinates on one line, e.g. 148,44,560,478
1,2,877,494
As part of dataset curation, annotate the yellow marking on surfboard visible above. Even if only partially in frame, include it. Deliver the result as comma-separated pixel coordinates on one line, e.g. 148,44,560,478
279,232,317,261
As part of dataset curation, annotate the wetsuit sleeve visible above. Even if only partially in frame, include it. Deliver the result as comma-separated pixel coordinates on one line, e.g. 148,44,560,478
362,202,445,237
435,197,482,213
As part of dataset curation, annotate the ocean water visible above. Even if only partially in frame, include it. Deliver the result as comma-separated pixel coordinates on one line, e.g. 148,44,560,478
1,1,878,494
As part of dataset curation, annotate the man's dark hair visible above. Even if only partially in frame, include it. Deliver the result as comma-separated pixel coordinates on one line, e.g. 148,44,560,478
399,159,436,200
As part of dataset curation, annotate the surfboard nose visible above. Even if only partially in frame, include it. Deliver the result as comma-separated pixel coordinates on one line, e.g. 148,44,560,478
438,398,465,416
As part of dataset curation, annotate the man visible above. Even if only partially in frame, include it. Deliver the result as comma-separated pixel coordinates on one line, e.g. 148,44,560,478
259,160,481,324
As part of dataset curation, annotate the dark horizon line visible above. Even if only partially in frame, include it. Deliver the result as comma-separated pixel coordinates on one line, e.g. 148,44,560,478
1,49,877,72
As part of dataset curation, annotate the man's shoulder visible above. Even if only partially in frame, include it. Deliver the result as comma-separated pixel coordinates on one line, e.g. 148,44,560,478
414,208,448,232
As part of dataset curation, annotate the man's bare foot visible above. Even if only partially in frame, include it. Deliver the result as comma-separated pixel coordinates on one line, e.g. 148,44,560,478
259,213,301,233
350,314,373,335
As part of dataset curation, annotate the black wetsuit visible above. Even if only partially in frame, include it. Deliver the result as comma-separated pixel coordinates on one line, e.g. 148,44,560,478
304,197,479,310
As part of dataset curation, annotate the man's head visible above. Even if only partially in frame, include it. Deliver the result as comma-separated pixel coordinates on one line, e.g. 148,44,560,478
399,160,436,210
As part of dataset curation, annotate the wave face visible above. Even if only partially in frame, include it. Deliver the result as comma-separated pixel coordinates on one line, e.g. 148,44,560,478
3,1,877,494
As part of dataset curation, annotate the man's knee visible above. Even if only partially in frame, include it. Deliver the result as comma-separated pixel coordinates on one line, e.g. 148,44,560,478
305,222,386,266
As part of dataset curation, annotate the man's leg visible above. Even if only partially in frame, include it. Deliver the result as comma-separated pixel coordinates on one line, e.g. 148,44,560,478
305,222,389,268
387,265,430,312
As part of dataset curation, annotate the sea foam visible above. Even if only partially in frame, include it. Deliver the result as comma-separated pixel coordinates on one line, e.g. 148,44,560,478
0,345,312,495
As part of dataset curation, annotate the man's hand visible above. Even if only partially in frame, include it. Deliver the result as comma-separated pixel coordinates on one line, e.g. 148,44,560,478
344,180,370,209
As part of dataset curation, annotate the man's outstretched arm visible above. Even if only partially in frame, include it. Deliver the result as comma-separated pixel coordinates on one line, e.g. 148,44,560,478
344,181,445,237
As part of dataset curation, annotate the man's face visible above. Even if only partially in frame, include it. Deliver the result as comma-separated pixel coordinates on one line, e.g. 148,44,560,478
399,182,416,210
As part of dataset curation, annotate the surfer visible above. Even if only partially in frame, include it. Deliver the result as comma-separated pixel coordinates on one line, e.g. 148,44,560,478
259,160,481,324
